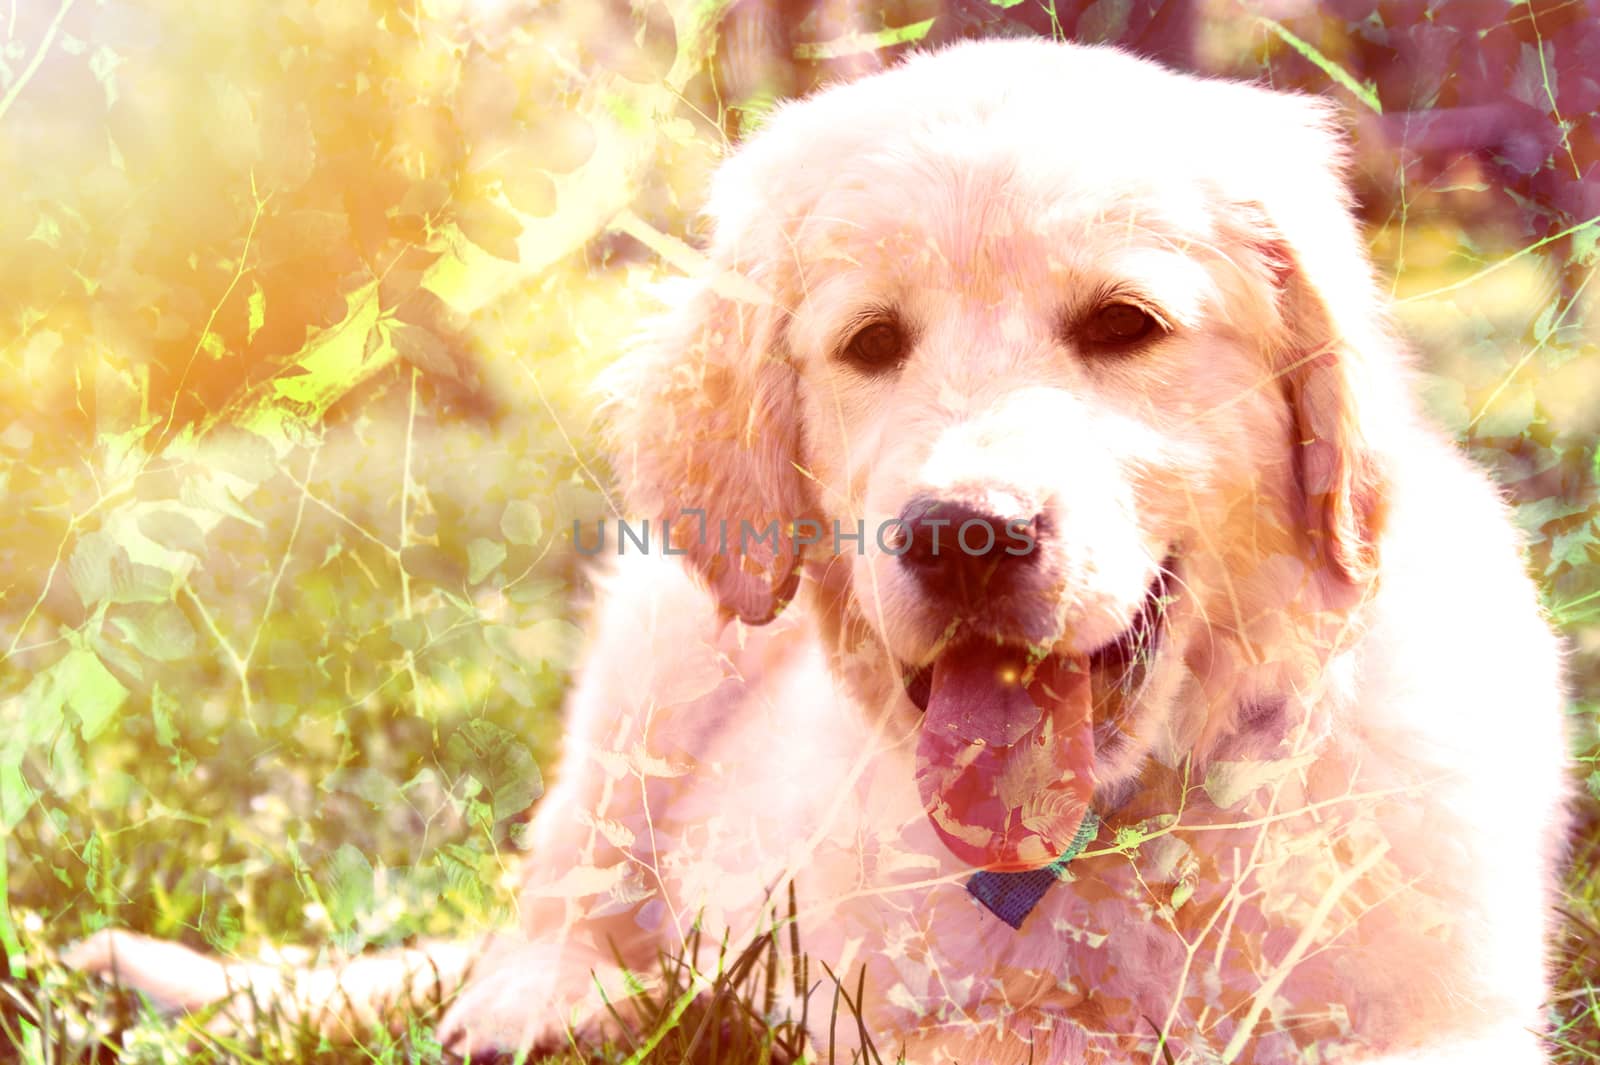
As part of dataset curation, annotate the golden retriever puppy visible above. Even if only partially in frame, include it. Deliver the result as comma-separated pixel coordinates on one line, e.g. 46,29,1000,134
72,39,1568,1064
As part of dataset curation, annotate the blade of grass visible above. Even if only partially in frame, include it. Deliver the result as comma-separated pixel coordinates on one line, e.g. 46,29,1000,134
1256,18,1382,114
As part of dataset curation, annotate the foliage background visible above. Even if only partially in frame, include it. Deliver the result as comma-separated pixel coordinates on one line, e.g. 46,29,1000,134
0,0,1596,1060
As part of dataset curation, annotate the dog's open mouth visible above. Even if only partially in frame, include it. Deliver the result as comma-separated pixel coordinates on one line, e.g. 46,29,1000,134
902,560,1174,872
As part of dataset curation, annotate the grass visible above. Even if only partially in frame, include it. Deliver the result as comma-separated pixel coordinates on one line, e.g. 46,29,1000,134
0,1,1597,1062
0,888,872,1064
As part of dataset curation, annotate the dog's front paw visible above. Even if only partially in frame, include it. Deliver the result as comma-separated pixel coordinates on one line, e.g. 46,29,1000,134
437,938,653,1061
64,929,236,1014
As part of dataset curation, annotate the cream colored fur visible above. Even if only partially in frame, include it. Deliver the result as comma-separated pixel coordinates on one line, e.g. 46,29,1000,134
71,40,1569,1064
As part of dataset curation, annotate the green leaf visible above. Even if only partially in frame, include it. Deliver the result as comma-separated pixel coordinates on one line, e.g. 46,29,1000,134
179,470,266,530
500,168,557,217
493,657,537,709
68,531,119,609
467,538,507,584
444,719,543,822
1473,383,1536,439
56,649,129,740
247,282,266,344
110,602,198,662
50,726,89,800
1113,825,1147,852
89,44,123,108
324,766,403,809
14,672,65,747
437,843,488,911
197,427,279,487
455,199,524,263
1572,223,1599,266
500,500,543,546
151,685,179,749
1418,373,1470,435
29,212,62,248
518,618,584,668
105,508,196,592
265,283,383,413
505,576,565,607
1531,300,1559,345
323,843,375,941
389,321,458,380
1515,496,1591,531
1546,520,1597,575
136,505,210,557
200,330,228,360
0,761,35,830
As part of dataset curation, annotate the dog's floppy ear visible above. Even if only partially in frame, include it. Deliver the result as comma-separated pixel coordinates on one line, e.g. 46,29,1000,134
1253,217,1391,587
1219,95,1400,588
602,259,810,626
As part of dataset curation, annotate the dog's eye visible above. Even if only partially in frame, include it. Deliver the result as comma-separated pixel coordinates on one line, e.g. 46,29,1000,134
1083,302,1161,349
842,320,909,373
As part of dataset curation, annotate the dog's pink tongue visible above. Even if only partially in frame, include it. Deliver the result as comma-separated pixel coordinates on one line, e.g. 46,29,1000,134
915,645,1095,871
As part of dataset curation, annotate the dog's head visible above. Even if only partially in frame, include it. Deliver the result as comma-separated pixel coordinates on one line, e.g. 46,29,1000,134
606,40,1405,870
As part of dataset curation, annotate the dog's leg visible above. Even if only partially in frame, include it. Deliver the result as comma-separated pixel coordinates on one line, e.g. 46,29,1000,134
65,930,239,1015
64,928,473,1037
437,552,805,1058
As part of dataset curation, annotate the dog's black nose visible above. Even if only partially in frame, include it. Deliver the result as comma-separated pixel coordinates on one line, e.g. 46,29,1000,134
894,496,1039,602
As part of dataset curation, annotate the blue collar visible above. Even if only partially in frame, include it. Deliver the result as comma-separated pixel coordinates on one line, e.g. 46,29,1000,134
965,811,1101,929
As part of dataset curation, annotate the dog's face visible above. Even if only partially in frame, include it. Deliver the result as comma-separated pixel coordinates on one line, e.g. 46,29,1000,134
609,40,1395,870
